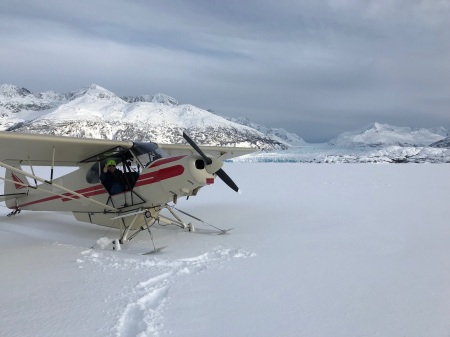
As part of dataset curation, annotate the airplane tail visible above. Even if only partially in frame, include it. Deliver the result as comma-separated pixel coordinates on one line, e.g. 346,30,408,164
2,164,29,209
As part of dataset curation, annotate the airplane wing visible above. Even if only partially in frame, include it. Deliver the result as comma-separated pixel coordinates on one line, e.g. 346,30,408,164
0,131,257,166
158,144,257,160
0,131,134,166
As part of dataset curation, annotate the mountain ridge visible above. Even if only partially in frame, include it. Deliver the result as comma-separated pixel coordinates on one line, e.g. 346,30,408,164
328,122,447,148
1,84,288,150
1,84,449,153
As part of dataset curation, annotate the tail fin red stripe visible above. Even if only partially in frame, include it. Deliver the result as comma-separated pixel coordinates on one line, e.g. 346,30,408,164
11,173,27,190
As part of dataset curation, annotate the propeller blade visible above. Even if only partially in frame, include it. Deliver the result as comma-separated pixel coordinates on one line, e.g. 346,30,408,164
183,132,212,165
183,131,240,193
216,168,239,193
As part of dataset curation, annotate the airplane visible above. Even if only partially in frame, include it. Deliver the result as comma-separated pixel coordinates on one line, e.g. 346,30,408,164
0,131,255,252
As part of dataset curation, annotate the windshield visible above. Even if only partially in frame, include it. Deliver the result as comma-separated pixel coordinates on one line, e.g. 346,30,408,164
131,142,168,167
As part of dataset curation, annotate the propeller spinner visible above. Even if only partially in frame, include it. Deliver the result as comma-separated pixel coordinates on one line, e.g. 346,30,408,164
183,132,240,193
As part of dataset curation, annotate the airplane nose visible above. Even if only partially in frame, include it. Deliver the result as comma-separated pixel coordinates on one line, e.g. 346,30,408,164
194,157,222,175
187,156,213,185
195,159,205,170
204,157,223,175
183,132,240,193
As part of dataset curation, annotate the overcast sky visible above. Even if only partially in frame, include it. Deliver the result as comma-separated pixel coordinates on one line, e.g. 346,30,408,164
1,0,449,142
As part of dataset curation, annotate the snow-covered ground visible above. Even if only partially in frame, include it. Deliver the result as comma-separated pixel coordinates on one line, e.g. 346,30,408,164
1,164,450,337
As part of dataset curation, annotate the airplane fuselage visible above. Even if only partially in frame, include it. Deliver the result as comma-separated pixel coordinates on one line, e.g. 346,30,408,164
6,154,214,214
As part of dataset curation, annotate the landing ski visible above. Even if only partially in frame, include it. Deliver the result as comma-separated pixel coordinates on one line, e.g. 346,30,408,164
143,246,167,255
217,228,234,235
189,228,234,235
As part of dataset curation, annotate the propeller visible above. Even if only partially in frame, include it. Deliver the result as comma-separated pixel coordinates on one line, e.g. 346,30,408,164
183,132,240,193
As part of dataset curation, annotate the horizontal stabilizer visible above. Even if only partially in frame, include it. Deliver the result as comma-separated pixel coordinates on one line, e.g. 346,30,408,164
0,193,27,202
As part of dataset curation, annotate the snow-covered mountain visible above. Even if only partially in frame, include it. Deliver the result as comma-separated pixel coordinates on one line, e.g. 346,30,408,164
232,123,450,163
0,84,287,150
2,84,448,162
226,116,306,148
0,84,64,130
121,93,179,106
328,122,447,147
0,84,59,113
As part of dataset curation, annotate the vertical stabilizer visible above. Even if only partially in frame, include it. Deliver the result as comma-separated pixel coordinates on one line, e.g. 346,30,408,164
3,164,29,209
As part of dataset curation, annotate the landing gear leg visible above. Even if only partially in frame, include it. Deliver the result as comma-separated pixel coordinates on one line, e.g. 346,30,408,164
119,212,140,244
143,211,166,254
7,209,21,217
165,204,194,231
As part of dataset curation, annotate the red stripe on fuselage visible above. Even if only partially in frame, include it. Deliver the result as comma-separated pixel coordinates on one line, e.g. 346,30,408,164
61,185,105,201
149,156,186,168
18,165,185,208
135,165,185,188
19,194,63,207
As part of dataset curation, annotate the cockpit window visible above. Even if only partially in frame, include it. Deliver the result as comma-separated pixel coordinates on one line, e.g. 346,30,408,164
84,142,167,184
132,142,167,167
86,162,101,184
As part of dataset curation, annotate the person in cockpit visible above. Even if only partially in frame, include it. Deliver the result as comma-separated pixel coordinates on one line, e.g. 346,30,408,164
100,159,126,195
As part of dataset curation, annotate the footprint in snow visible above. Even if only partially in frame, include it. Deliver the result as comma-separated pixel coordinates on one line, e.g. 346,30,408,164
77,247,255,337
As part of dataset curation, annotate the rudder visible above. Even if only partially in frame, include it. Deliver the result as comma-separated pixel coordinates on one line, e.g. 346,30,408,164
3,164,29,209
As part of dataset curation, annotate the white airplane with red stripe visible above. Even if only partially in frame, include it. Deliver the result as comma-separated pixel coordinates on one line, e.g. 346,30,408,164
0,131,255,250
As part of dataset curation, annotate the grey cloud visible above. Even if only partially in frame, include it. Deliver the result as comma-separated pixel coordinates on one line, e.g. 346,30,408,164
1,0,449,142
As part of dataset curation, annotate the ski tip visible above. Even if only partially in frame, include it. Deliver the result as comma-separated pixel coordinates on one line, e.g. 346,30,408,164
218,228,234,235
143,246,167,255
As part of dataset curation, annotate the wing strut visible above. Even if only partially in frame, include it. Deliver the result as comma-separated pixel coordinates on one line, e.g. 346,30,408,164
0,161,117,212
27,157,38,187
51,146,56,182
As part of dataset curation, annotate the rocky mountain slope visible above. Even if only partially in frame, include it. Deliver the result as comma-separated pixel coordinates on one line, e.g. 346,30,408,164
0,84,289,150
226,117,306,147
430,137,450,148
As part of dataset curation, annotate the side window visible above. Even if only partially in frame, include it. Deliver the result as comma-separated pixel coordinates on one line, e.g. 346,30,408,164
132,142,166,167
86,163,100,184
